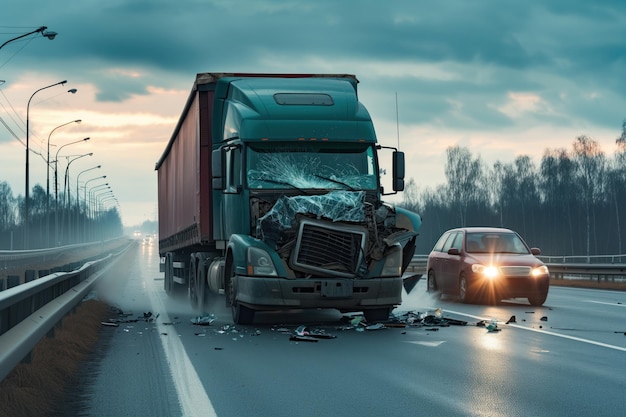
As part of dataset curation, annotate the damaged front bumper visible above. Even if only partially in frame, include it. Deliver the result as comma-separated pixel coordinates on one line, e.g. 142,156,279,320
233,274,403,311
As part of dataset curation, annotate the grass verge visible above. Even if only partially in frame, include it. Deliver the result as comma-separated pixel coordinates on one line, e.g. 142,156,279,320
0,299,110,417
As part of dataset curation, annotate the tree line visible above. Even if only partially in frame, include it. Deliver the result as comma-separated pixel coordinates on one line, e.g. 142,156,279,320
0,182,122,250
400,124,626,256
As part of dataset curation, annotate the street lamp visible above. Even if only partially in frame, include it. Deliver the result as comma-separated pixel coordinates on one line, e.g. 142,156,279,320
84,181,109,242
0,26,57,50
92,189,113,241
71,166,100,243
24,79,68,248
55,137,90,204
46,118,81,245
54,152,92,245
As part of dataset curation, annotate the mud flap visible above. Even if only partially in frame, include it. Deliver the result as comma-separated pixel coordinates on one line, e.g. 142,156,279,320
402,273,422,295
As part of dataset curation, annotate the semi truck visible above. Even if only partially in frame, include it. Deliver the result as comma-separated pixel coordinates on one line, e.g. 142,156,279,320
155,73,422,324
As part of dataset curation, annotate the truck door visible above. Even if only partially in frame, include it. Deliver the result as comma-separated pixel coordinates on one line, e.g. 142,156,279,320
222,146,245,236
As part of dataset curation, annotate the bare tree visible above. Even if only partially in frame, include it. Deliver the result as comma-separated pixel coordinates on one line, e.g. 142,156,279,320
444,146,483,226
573,135,606,256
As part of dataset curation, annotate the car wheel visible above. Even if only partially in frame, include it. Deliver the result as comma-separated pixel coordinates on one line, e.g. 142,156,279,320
427,270,441,298
528,290,548,306
458,273,474,304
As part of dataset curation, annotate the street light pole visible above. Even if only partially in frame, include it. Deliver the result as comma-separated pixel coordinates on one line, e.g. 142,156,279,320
46,118,80,246
92,189,113,241
25,79,68,248
0,26,57,50
84,180,108,243
53,138,90,243
55,152,92,245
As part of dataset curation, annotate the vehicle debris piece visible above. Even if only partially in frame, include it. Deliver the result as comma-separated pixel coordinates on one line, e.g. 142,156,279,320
402,273,421,294
540,316,548,322
290,335,319,342
486,319,501,332
506,315,516,324
365,323,386,330
100,322,119,327
293,325,337,340
191,314,216,325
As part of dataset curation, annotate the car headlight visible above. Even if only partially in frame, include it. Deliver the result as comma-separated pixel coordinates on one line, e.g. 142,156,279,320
472,264,499,279
247,247,277,276
532,265,549,277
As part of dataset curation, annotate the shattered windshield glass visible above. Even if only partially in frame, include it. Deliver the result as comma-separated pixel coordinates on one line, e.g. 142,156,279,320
246,143,377,190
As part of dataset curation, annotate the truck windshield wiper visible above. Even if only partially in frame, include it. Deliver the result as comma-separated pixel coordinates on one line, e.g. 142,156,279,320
314,174,356,191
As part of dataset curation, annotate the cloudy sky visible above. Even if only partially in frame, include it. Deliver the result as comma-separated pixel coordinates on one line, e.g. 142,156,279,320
1,0,625,227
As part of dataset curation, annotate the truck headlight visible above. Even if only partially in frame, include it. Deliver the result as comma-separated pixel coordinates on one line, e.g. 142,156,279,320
247,247,277,276
381,245,402,277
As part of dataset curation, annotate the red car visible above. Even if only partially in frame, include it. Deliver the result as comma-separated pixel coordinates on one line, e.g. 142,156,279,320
426,227,550,305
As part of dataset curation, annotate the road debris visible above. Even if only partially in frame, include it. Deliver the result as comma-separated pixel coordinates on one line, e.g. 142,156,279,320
191,313,216,325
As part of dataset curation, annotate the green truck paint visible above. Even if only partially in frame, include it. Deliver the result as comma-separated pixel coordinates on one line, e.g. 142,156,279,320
155,73,422,324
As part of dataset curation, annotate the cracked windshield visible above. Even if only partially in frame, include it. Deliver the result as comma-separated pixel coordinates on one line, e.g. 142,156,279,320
246,143,377,190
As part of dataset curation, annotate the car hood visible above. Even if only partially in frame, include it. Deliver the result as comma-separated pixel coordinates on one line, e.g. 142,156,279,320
465,253,545,267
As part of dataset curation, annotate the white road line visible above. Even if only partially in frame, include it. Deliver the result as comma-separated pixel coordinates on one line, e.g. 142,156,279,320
148,287,218,417
584,300,626,307
443,309,626,353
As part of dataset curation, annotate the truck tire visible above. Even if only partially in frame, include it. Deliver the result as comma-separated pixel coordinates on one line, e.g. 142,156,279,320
191,253,209,311
189,254,202,310
164,253,174,295
363,307,391,323
226,260,255,325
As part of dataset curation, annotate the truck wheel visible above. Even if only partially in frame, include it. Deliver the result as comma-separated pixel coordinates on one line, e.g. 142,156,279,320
164,253,174,295
226,261,255,325
189,255,200,309
363,307,391,323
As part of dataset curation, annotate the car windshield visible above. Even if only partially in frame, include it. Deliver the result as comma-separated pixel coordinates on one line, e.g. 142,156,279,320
465,232,529,254
246,143,377,190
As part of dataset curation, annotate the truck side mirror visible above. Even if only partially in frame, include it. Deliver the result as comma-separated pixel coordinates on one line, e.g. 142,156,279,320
392,151,405,192
212,149,224,190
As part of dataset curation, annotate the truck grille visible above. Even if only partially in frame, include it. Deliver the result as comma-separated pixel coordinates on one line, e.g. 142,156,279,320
290,218,367,278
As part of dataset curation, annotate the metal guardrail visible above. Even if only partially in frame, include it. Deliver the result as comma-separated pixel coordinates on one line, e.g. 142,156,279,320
0,241,112,272
0,241,132,382
409,255,626,280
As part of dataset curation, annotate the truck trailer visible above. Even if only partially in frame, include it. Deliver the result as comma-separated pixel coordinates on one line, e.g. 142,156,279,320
155,73,422,324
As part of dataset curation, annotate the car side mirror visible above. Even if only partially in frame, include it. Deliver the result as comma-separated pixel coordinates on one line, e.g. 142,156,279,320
448,248,460,256
531,248,541,255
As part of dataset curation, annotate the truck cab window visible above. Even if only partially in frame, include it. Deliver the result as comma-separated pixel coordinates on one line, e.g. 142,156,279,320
246,142,377,190
226,147,241,192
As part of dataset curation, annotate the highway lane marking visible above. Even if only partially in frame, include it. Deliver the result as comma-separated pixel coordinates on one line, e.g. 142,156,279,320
405,341,446,347
443,309,626,353
148,287,217,417
584,300,626,307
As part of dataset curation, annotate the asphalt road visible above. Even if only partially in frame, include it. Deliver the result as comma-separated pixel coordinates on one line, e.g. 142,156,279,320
74,242,626,417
